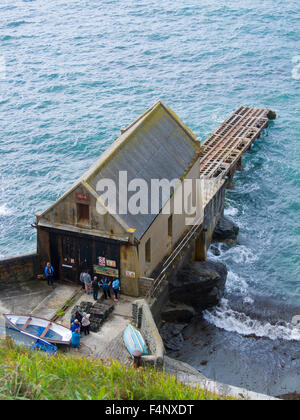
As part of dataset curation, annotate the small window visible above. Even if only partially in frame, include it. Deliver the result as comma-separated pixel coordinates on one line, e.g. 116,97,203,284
168,215,173,237
145,238,151,263
187,193,192,215
77,203,90,223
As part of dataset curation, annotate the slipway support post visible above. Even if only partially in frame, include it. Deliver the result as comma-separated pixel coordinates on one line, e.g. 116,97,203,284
194,231,207,261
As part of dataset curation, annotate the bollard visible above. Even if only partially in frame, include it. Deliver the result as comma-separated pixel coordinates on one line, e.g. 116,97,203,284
132,350,142,368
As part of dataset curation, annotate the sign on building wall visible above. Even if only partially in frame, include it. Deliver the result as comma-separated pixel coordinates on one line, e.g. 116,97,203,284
126,271,136,278
93,265,119,278
98,256,106,266
106,259,117,268
75,193,90,201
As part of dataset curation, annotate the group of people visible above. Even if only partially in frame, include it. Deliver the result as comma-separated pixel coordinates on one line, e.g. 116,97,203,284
44,263,121,304
80,269,120,302
44,262,121,351
70,311,91,351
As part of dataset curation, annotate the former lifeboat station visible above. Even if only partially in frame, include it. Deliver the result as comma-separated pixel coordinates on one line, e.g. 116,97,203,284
32,100,275,299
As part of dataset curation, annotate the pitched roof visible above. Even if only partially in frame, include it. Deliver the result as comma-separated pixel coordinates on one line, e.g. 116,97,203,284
40,101,201,240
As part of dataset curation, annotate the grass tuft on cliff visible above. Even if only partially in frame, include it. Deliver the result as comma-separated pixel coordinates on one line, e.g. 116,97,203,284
0,338,234,400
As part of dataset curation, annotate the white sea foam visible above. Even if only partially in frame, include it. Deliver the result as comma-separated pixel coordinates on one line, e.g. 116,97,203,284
226,270,250,296
224,206,238,217
0,204,12,216
223,245,258,265
204,299,300,341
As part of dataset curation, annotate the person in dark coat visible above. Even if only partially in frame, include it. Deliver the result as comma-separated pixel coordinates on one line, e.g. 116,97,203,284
92,276,99,301
100,277,111,300
74,310,83,332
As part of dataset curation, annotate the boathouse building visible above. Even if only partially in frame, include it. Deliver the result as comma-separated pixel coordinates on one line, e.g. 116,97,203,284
35,101,206,296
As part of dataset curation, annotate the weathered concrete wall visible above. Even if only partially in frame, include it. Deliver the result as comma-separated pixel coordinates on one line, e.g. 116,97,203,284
0,254,39,285
120,244,140,297
37,184,128,241
203,182,226,249
137,158,202,278
138,277,153,297
37,227,50,274
132,299,165,367
194,182,226,261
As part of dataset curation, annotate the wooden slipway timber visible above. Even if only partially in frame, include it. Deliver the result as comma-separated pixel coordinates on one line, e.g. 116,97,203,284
199,106,276,180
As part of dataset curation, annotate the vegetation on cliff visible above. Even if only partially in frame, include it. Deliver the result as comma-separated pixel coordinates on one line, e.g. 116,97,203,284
0,339,234,400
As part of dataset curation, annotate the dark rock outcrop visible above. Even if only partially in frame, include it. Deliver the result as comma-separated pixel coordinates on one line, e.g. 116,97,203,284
168,260,227,312
160,322,187,351
212,216,239,244
161,303,196,323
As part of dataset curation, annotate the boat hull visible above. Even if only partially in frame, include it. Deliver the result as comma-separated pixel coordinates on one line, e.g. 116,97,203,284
123,324,148,358
6,326,57,355
4,314,72,345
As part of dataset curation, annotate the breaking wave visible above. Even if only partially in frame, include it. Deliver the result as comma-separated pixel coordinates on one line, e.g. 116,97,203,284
0,204,13,216
203,299,300,341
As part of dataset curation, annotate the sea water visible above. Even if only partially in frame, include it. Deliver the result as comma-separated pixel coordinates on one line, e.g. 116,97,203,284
0,0,299,395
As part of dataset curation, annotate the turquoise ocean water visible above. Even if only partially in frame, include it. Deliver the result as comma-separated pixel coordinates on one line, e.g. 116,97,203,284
0,1,299,343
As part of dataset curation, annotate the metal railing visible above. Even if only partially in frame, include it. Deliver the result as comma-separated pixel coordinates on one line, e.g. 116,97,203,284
146,214,203,302
145,177,223,302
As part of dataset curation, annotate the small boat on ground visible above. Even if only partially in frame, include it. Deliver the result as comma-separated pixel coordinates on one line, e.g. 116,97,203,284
5,326,57,355
123,324,148,358
4,314,72,345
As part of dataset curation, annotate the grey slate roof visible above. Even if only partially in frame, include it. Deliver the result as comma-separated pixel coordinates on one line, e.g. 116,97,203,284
85,101,200,239
40,101,200,241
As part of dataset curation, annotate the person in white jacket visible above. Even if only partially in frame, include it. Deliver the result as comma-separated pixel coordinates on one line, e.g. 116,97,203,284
81,312,91,336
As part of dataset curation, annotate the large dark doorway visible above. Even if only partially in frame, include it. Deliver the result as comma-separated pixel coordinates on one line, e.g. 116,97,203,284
46,228,121,284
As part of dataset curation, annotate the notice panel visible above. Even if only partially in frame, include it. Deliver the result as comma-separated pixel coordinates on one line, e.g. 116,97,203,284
93,265,119,278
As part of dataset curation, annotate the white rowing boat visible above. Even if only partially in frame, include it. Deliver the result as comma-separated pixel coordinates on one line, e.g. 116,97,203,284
4,314,72,345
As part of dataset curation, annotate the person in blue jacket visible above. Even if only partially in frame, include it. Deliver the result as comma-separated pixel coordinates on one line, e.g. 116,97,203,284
112,278,120,302
71,319,81,332
71,328,81,351
44,262,54,286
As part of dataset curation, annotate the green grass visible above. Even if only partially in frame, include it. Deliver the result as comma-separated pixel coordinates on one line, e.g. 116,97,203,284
64,300,74,307
56,309,65,318
0,339,234,400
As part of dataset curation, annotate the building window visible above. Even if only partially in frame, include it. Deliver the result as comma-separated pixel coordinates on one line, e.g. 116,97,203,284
187,193,192,215
145,238,151,263
77,203,90,223
168,215,173,237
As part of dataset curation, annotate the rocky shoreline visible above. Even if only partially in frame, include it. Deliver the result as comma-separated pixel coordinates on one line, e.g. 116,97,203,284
160,215,238,352
159,215,300,398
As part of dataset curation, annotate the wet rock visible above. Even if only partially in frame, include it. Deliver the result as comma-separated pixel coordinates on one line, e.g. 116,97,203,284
277,393,300,401
160,322,187,351
169,260,227,312
210,245,221,256
161,303,196,323
212,216,239,244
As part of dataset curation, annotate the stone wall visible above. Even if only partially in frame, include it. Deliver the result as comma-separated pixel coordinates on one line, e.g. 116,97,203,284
132,299,165,367
0,254,39,285
138,277,154,297
149,280,169,325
